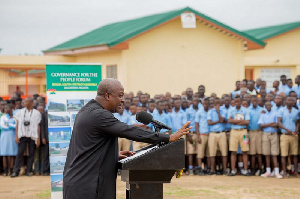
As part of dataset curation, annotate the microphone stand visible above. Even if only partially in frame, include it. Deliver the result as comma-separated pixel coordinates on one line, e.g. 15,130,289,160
153,123,166,147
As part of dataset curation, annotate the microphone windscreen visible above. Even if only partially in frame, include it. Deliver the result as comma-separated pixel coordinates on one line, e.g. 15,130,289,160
136,111,153,125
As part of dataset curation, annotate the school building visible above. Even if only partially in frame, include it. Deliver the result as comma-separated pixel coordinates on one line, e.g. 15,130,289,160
0,7,299,98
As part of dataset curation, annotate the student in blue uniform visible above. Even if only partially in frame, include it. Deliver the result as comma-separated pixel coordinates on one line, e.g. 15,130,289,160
248,96,263,176
195,98,210,175
258,101,282,179
113,106,132,151
169,100,187,134
207,98,228,175
278,96,299,178
292,75,300,98
152,101,171,134
186,97,200,175
228,96,250,176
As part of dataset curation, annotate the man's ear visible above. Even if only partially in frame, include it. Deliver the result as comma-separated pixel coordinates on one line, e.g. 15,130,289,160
105,92,110,101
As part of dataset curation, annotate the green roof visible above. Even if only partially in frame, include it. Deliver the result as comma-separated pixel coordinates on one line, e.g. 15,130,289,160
244,21,300,40
45,7,265,52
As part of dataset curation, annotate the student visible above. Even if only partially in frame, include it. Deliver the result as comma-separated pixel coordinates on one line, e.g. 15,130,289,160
147,99,157,115
207,98,228,175
272,81,280,96
132,97,139,106
195,98,210,175
129,105,137,116
271,95,283,113
247,81,257,95
169,100,187,134
181,99,189,112
0,104,18,176
248,96,263,176
186,88,193,101
231,81,240,99
260,81,271,94
113,107,132,151
258,101,282,179
186,97,200,175
152,101,171,134
279,79,293,97
255,78,262,90
131,106,151,151
228,96,250,176
278,96,299,178
292,75,300,98
257,97,265,108
266,93,275,107
123,98,132,115
197,85,206,103
279,75,288,91
139,94,148,107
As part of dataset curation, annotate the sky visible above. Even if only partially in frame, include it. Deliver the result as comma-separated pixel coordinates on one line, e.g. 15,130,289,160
0,0,300,55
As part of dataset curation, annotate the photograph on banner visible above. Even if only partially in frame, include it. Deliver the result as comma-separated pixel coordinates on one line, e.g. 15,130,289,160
70,113,78,126
49,142,70,156
49,127,72,142
48,112,71,127
48,99,66,112
67,99,84,112
50,156,67,174
51,174,64,192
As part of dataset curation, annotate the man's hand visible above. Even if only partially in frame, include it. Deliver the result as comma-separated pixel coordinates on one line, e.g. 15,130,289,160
169,122,192,142
186,133,193,144
197,136,202,144
36,139,40,148
15,137,20,144
42,138,47,145
119,150,136,160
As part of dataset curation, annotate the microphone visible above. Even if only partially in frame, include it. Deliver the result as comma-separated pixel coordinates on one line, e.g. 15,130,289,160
136,111,171,130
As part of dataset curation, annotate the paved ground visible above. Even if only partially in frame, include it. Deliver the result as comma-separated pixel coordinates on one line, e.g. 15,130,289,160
1,174,300,199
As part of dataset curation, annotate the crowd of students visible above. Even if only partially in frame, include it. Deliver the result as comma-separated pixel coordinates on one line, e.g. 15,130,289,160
115,74,300,179
0,95,49,177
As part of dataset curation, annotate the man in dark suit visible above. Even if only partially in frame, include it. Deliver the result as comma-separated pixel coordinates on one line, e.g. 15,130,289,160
63,78,191,199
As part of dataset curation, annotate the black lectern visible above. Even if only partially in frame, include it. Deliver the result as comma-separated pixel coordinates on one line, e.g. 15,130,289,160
118,139,185,199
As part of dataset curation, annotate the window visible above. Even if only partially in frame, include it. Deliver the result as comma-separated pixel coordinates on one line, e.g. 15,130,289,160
106,65,117,79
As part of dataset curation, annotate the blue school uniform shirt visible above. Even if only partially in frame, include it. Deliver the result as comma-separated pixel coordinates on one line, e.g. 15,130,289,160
258,110,278,133
220,105,232,131
248,105,263,130
123,109,132,116
255,86,260,90
152,112,171,133
186,106,199,132
278,107,300,133
292,85,300,98
169,108,187,132
228,106,250,129
271,105,283,114
195,108,210,134
207,108,225,132
279,86,293,96
113,112,131,125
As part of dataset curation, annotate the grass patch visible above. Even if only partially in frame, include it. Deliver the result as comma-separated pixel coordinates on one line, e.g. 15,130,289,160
36,189,51,198
164,187,197,197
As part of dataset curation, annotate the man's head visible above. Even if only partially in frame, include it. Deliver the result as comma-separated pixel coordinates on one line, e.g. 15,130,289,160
181,99,189,110
280,75,287,85
265,101,272,112
192,97,200,108
224,96,231,107
234,96,241,108
240,87,248,96
129,105,136,115
251,96,258,107
260,81,267,89
198,85,205,96
242,100,249,108
24,97,34,110
4,103,13,115
96,78,125,113
148,100,156,113
248,81,254,90
235,81,241,90
128,92,134,100
37,105,45,114
203,98,209,110
124,98,131,109
257,97,264,107
289,91,297,99
15,98,22,109
186,88,193,99
139,94,148,105
256,78,262,87
295,75,300,85
240,81,247,88
274,95,282,106
174,99,181,110
287,79,293,88
132,97,139,106
273,80,280,89
165,92,172,100
243,93,251,104
286,96,295,108
260,88,267,98
157,101,165,113
266,93,274,102
209,97,215,109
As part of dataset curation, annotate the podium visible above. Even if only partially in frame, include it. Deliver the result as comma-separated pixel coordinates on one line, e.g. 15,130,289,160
118,139,185,199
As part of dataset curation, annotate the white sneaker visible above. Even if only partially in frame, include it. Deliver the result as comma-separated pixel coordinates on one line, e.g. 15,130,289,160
261,172,271,177
280,170,284,176
255,170,261,176
275,173,283,179
270,170,275,177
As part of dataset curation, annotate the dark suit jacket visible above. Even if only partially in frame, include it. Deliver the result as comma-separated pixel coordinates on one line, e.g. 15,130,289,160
63,100,169,199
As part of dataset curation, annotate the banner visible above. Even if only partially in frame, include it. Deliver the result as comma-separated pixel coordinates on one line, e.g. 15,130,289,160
46,63,102,199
